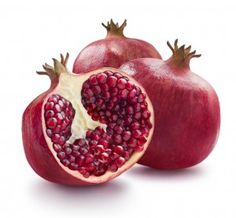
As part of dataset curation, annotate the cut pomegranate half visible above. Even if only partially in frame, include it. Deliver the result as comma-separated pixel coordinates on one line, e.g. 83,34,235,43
22,54,154,185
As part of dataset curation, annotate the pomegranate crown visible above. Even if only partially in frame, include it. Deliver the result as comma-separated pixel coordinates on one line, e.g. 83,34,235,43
102,19,127,37
37,53,69,78
167,39,201,67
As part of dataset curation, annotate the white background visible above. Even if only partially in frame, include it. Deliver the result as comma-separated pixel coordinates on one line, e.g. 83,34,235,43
0,0,235,217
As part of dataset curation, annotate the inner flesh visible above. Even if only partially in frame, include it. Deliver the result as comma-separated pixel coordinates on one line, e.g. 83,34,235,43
44,70,152,177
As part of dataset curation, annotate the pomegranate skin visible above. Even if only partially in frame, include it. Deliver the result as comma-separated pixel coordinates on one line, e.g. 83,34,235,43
120,41,220,169
73,19,161,74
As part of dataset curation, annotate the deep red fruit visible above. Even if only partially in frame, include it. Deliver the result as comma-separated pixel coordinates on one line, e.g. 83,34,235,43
120,40,220,169
22,54,154,185
73,19,161,74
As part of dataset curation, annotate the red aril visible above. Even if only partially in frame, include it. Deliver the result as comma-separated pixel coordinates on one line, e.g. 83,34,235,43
120,40,220,169
73,19,161,74
22,54,154,185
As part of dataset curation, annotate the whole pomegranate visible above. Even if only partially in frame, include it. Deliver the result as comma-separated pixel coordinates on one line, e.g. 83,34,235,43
22,54,154,185
73,19,161,74
120,40,220,169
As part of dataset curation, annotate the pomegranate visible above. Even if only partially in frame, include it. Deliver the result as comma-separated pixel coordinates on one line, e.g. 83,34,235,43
73,19,161,74
120,40,220,169
22,53,154,185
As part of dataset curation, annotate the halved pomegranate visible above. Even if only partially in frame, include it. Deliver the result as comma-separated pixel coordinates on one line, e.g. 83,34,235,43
22,54,154,185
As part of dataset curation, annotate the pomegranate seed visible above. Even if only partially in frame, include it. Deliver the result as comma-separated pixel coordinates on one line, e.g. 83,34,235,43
131,122,140,130
110,152,119,160
107,76,117,87
64,147,72,155
57,151,66,160
111,114,118,121
98,139,109,148
45,110,54,118
114,145,124,155
84,88,94,97
48,95,58,103
46,129,52,137
58,136,65,145
113,134,122,144
132,129,142,139
86,163,96,172
105,111,112,117
68,155,76,163
115,157,125,167
128,138,137,147
54,104,61,113
86,130,92,138
53,144,62,152
120,89,129,98
85,154,94,164
52,134,60,143
77,155,85,166
126,81,133,90
138,136,147,145
89,75,98,85
109,163,118,172
69,163,79,170
46,118,57,129
122,131,131,141
124,117,132,125
138,93,146,102
80,147,88,155
95,144,105,154
97,73,107,83
45,102,54,110
117,78,127,89
142,110,151,119
123,151,130,160
104,70,113,76
134,112,142,120
129,89,137,98
101,91,110,99
114,125,123,134
74,138,86,146
72,150,80,157
61,159,70,166
100,83,109,91
99,152,109,163
126,105,134,114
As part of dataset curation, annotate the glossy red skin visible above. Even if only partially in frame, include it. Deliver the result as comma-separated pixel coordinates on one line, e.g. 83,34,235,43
73,37,161,74
120,58,220,169
22,82,92,185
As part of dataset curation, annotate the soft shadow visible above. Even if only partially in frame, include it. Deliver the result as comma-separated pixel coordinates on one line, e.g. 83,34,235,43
28,178,128,209
127,164,206,181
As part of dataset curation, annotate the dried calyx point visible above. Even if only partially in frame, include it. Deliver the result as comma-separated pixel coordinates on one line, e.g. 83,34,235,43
167,39,201,66
37,53,69,78
102,19,127,37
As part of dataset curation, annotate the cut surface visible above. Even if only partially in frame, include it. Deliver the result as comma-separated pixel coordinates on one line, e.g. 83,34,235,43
43,69,153,180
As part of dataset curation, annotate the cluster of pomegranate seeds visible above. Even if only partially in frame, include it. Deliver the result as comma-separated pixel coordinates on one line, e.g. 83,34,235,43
44,94,75,144
44,70,152,178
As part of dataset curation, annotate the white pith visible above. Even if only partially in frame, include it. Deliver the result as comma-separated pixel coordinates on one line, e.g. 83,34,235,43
42,67,154,184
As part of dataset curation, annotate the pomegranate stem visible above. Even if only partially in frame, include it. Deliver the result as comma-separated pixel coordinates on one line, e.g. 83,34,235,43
102,19,127,38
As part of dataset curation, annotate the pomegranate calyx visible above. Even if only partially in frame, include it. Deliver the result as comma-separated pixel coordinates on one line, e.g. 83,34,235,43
166,39,201,69
102,19,127,38
37,53,69,79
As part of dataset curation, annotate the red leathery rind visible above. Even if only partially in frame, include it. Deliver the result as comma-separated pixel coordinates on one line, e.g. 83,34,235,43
120,47,220,169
